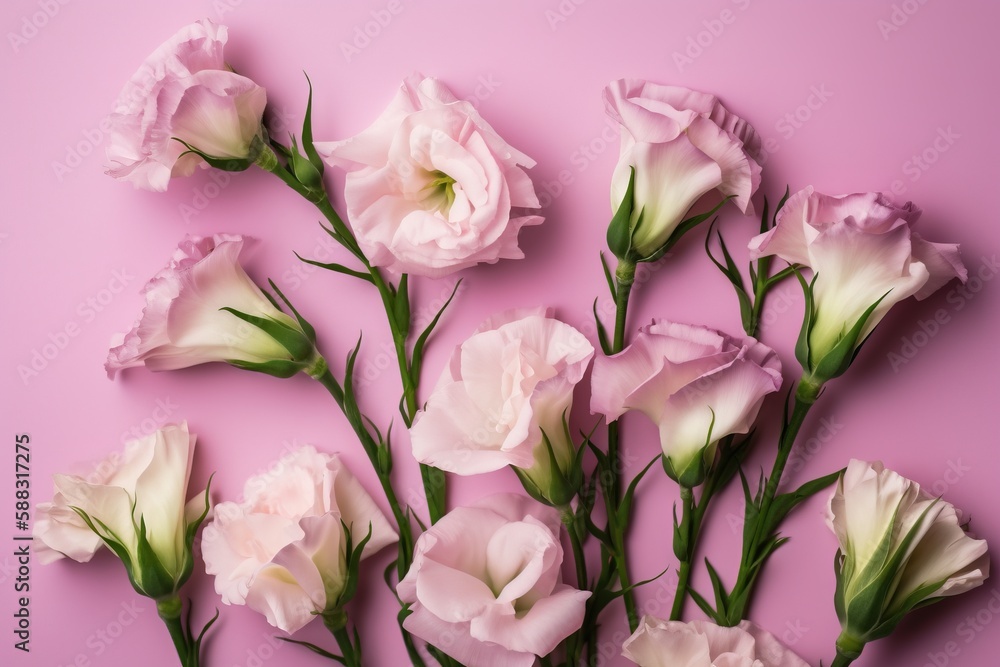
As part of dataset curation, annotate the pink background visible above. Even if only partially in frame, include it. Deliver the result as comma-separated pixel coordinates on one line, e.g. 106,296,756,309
3,1,999,665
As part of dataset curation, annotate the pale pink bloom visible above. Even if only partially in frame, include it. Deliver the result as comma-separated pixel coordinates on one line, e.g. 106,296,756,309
34,423,208,596
828,459,988,626
409,308,593,496
591,321,781,484
106,19,266,191
604,78,762,258
106,234,318,378
397,493,589,666
749,187,966,365
316,74,542,277
623,617,811,667
202,445,397,633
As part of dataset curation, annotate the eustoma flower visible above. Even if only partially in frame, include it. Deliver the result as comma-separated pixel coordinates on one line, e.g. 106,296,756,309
591,320,781,486
34,422,209,597
106,19,267,191
107,234,323,379
622,617,810,667
409,309,594,506
316,73,543,277
397,493,589,666
604,78,762,262
827,459,989,665
749,187,967,383
202,445,397,633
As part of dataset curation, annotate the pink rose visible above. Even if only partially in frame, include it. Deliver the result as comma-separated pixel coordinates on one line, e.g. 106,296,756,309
591,321,781,486
828,459,988,654
623,617,810,667
749,188,966,377
316,74,542,277
202,445,397,633
397,493,589,666
106,234,321,379
604,79,761,259
106,19,267,191
409,309,593,504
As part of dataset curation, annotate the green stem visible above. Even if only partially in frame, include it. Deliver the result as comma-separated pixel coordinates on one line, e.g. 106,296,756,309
261,149,449,525
831,653,855,667
323,610,361,667
157,596,194,667
607,259,639,631
560,506,593,666
669,485,695,620
313,368,414,573
832,632,865,667
725,376,822,623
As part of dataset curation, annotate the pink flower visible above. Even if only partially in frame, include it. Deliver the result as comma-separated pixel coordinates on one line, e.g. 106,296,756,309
749,188,966,375
316,74,542,277
623,617,810,667
409,309,593,504
106,234,321,379
591,321,781,486
106,19,267,191
828,460,988,650
202,445,397,633
604,79,762,259
397,493,589,666
33,423,209,599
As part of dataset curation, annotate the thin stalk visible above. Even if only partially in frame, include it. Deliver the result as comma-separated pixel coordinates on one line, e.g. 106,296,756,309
561,507,593,666
323,610,362,667
607,259,639,631
157,596,194,667
725,376,822,622
313,368,414,570
669,485,695,620
261,149,448,525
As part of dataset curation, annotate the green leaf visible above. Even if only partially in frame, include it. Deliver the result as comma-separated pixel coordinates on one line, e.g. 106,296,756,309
393,274,412,338
606,167,636,260
648,196,733,262
705,558,730,617
688,586,726,624
301,72,325,176
226,358,304,378
592,299,612,356
617,455,659,529
134,515,178,598
410,279,461,385
599,252,618,305
276,637,346,663
765,467,844,536
294,252,374,283
172,138,252,172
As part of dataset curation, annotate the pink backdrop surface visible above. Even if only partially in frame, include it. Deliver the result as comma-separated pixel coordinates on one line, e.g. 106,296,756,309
3,1,999,665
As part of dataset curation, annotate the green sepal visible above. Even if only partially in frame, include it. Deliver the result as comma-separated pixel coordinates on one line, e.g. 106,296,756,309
267,279,317,344
133,515,179,599
180,474,214,589
600,252,618,305
643,196,733,264
71,507,142,595
172,138,253,172
811,291,890,382
226,358,304,379
286,132,324,194
606,167,636,261
592,299,612,355
332,521,374,608
793,270,818,373
219,307,314,361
